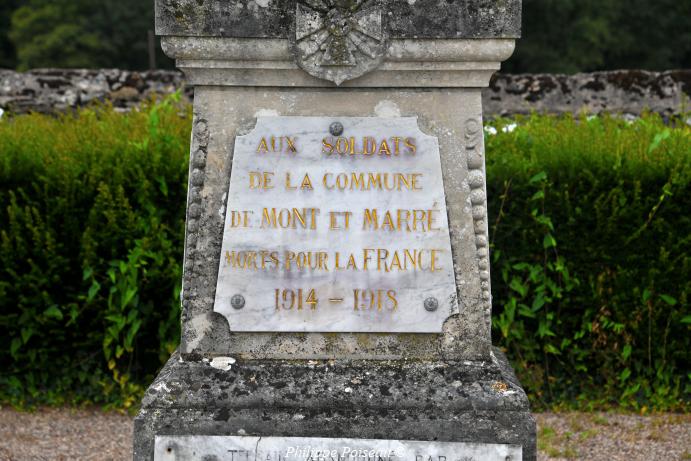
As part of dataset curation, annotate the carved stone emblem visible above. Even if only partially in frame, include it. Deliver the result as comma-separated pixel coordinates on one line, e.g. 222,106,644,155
293,0,388,85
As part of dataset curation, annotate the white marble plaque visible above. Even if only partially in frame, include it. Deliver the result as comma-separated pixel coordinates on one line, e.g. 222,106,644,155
154,435,522,461
214,117,457,332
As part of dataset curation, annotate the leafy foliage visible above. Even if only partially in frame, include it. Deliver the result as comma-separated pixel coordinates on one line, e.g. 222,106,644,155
504,0,691,73
0,101,688,411
5,0,173,71
0,96,189,408
485,114,691,411
0,0,19,68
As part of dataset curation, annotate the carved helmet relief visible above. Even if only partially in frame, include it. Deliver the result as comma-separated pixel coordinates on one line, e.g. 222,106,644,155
293,0,388,85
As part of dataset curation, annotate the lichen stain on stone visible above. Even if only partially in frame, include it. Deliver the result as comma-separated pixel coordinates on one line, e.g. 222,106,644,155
218,192,227,219
322,333,340,353
169,1,198,28
214,407,230,421
491,380,508,393
354,333,372,348
210,356,236,371
186,315,213,350
374,100,401,117
152,381,172,393
254,108,279,117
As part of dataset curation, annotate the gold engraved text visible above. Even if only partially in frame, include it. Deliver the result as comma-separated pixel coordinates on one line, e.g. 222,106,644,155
257,136,298,154
322,172,422,191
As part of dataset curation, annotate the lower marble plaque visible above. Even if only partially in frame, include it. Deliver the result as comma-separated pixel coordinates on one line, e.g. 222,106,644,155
154,435,522,461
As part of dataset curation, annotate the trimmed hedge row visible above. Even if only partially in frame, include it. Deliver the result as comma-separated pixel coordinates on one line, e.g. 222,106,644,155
0,98,689,410
0,98,189,409
485,116,690,411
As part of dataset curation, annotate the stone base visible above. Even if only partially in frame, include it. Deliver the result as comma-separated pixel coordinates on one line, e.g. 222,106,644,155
134,348,536,460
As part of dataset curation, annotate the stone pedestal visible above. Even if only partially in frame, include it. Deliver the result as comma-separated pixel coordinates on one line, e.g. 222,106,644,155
135,348,535,459
135,0,535,459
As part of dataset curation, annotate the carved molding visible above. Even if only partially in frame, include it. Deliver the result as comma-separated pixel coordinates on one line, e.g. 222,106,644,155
181,117,210,324
161,36,516,87
464,118,492,306
292,0,388,85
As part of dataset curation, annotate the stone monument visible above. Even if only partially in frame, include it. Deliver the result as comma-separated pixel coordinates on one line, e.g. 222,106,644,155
135,0,535,459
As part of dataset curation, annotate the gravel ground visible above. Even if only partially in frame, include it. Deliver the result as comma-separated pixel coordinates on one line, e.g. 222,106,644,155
0,407,132,461
0,407,688,460
536,413,690,461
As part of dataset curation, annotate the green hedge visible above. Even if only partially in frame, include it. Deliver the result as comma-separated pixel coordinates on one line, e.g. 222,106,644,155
0,98,689,411
485,116,690,411
0,98,190,409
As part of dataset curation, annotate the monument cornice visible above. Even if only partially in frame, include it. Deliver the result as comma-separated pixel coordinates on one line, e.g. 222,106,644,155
161,36,516,87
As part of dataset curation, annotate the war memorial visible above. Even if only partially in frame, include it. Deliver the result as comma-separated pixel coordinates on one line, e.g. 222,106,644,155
134,0,536,459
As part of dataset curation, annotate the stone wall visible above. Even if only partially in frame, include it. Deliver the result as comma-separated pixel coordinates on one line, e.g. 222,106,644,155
0,69,190,114
0,68,688,117
486,70,690,118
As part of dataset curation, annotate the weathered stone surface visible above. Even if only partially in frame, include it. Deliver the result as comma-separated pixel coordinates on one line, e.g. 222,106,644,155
486,70,691,119
162,36,515,88
133,348,536,460
2,69,688,117
154,0,522,39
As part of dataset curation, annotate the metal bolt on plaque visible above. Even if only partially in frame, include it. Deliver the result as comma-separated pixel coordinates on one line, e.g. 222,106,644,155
329,121,344,136
230,294,245,310
424,297,439,312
